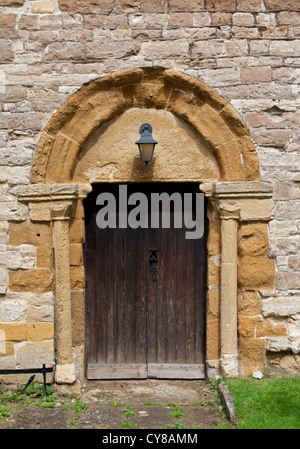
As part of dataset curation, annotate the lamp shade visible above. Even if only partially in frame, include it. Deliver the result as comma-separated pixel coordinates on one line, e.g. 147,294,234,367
135,123,158,166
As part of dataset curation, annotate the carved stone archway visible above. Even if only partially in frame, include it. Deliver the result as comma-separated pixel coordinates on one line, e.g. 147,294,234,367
18,68,274,383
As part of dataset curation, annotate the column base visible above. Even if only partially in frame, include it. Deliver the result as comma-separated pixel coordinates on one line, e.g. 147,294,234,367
220,354,239,378
55,363,76,384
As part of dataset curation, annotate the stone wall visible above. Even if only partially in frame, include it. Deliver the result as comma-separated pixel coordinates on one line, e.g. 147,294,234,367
0,0,299,380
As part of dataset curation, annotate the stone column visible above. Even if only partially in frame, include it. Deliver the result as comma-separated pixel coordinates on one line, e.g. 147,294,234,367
51,203,76,384
220,215,239,377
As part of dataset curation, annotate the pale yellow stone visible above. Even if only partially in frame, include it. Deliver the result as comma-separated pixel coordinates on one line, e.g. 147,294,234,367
0,323,54,341
70,218,85,244
256,320,287,338
70,244,83,266
239,337,266,376
31,1,55,13
238,222,269,257
238,290,261,316
9,269,54,293
238,255,275,290
70,266,85,290
71,290,84,345
53,219,73,366
55,363,76,384
206,312,220,361
36,246,54,268
9,221,53,246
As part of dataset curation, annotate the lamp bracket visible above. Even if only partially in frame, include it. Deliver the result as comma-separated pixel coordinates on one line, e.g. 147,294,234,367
139,123,153,134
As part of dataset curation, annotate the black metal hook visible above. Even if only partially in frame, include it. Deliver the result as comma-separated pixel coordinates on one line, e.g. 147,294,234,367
148,246,158,264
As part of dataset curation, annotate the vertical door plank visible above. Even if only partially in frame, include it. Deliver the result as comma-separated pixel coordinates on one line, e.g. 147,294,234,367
115,226,125,364
134,225,147,363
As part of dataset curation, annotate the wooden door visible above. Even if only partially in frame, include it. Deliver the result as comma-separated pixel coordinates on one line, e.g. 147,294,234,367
84,183,207,379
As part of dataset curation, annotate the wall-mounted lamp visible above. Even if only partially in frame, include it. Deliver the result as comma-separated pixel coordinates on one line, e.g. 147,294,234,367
135,123,158,166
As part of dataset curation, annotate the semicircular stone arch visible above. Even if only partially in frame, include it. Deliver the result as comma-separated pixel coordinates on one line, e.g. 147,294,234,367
31,67,260,184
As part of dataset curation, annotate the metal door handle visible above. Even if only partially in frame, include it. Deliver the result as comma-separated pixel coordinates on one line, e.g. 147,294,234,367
148,246,158,283
148,246,158,264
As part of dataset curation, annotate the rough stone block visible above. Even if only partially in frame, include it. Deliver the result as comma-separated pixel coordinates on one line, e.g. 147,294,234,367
44,42,85,61
264,0,299,10
239,337,265,376
0,300,27,322
207,218,221,256
169,0,204,11
238,290,261,316
9,222,53,247
207,256,220,288
278,11,300,26
238,315,259,338
237,0,262,11
256,320,287,338
0,41,14,62
0,341,14,357
238,222,269,257
31,1,55,13
240,66,272,84
70,266,85,290
0,323,54,341
58,0,114,13
70,244,83,266
141,39,189,59
0,13,17,29
207,288,220,315
238,255,275,290
36,246,54,268
206,0,236,10
232,12,255,26
70,219,85,244
140,0,167,13
9,269,54,293
206,312,220,360
0,0,25,5
71,290,84,345
116,0,138,13
261,297,300,317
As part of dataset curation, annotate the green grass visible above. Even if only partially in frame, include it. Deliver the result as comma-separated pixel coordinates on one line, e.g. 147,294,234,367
121,405,135,417
166,403,184,419
0,381,88,429
225,376,300,429
163,421,187,429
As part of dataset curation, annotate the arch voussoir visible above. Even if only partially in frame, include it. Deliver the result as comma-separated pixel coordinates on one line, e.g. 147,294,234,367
30,67,260,184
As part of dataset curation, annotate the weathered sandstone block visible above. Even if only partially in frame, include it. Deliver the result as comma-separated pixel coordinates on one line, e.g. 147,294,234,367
9,269,54,293
9,222,53,247
238,222,269,257
238,255,275,290
0,323,54,341
239,337,265,376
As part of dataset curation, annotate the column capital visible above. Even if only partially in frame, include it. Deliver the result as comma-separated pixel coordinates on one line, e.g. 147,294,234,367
201,181,274,221
18,183,79,221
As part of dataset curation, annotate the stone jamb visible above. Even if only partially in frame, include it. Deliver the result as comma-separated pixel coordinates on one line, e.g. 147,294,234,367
18,184,82,384
202,181,274,377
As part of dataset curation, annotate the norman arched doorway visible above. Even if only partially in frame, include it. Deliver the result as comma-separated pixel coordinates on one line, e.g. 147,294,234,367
19,67,274,384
